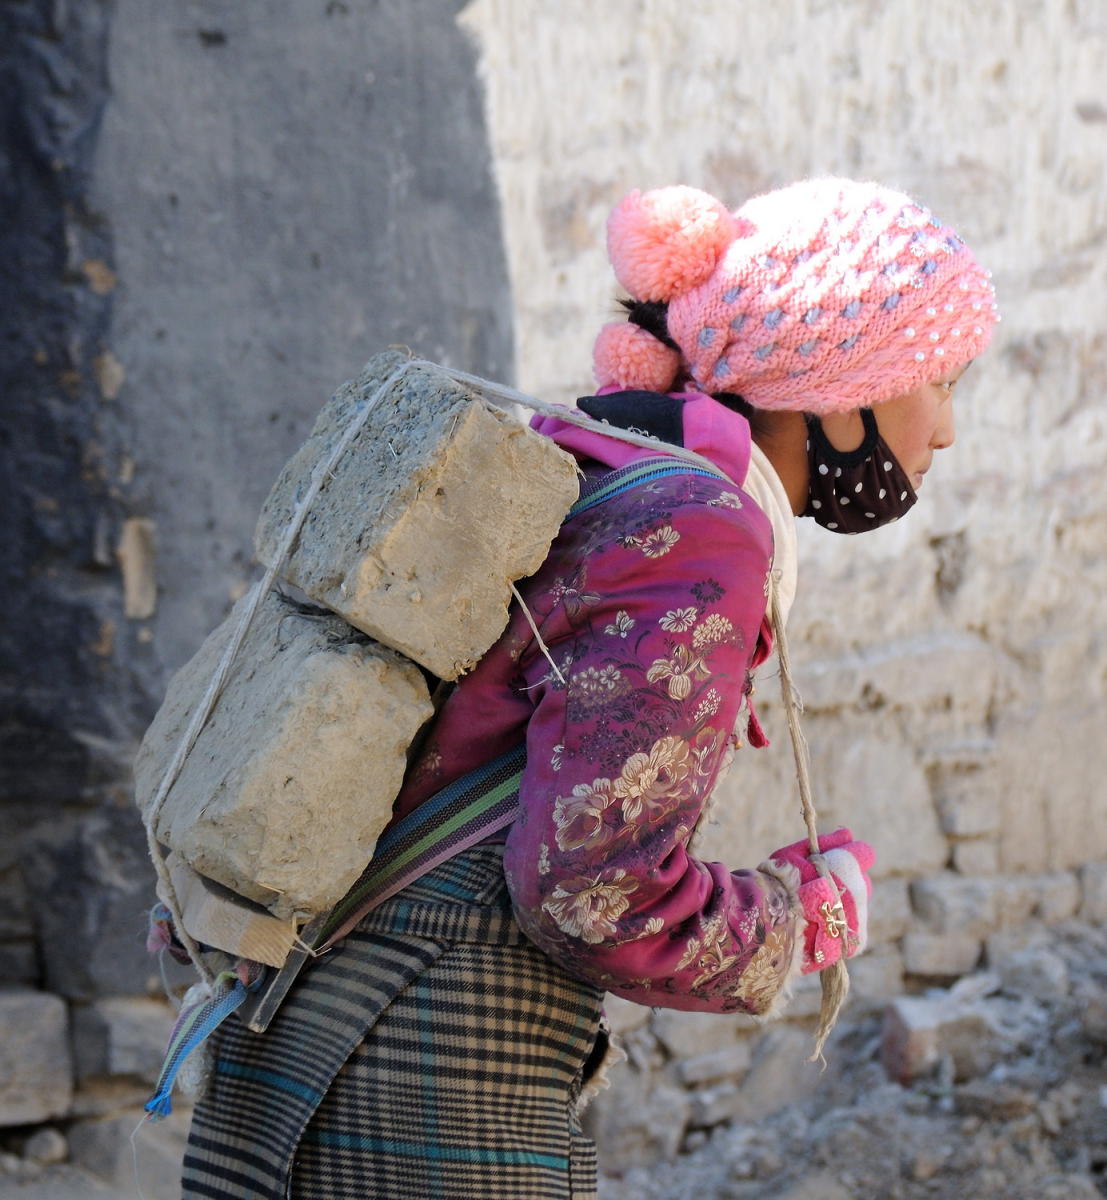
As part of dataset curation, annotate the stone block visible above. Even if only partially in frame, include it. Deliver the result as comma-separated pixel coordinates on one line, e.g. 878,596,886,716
687,1081,746,1128
22,811,156,1000
846,946,905,1012
868,876,912,944
0,1165,126,1198
162,852,298,967
992,708,1107,871
676,1041,753,1087
934,771,1000,838
952,838,999,876
602,993,650,1037
0,989,72,1126
254,353,580,680
650,1007,753,1060
796,635,1002,722
584,1074,689,1171
71,997,174,1086
988,876,1038,928
1027,870,1081,922
134,587,433,920
774,1174,853,1200
910,873,997,937
954,1079,1036,1120
901,931,982,979
70,1079,150,1118
881,993,1006,1083
997,945,1070,1000
984,923,1051,966
781,971,823,1020
802,715,948,879
737,1026,818,1117
23,1128,67,1166
783,949,905,1021
1078,861,1107,922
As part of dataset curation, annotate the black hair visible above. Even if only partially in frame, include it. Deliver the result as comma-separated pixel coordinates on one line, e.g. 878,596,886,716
619,299,775,438
618,298,681,352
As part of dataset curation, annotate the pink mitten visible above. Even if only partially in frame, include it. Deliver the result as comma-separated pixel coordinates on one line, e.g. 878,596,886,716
767,829,874,974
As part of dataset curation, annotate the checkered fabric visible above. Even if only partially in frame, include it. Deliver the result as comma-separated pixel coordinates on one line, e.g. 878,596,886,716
182,847,605,1199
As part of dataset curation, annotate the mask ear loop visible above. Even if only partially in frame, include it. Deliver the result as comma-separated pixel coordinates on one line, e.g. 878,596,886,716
767,572,850,1064
805,407,880,468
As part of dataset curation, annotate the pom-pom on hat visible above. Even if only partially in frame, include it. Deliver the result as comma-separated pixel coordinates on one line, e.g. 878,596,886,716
607,186,740,302
593,321,682,392
593,178,998,415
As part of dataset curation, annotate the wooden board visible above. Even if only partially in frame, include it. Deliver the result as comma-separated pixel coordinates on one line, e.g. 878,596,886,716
161,852,300,968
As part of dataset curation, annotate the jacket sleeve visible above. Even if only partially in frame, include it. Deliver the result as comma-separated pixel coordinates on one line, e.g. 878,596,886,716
502,477,804,1015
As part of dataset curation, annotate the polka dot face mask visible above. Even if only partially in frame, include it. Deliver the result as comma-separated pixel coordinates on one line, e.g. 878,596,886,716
802,410,918,534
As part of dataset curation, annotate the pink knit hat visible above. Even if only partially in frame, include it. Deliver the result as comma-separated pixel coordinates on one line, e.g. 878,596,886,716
592,179,998,414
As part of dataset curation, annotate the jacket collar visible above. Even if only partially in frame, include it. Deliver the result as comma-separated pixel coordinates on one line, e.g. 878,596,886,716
531,388,752,486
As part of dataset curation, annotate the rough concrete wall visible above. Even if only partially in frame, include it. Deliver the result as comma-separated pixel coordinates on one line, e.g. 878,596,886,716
0,0,511,1178
462,0,1107,874
97,0,513,679
461,0,1107,1168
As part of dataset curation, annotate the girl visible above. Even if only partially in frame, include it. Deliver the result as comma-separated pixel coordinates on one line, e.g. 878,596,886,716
183,177,997,1199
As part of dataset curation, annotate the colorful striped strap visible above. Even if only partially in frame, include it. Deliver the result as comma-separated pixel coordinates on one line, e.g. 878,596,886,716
568,455,726,518
312,741,527,952
144,963,264,1121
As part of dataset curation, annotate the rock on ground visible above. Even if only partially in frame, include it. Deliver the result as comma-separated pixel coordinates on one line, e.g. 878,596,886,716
0,1165,134,1199
598,919,1107,1200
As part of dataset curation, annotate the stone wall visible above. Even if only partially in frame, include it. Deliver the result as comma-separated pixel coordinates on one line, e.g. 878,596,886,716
461,0,1107,1171
0,0,511,1187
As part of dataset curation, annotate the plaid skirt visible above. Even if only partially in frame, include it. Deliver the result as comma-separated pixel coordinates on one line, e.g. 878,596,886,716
182,846,607,1199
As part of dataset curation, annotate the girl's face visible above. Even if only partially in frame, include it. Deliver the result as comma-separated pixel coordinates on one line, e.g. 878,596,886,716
872,362,969,492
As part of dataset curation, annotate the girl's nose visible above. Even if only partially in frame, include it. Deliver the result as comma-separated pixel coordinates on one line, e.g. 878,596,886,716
933,402,956,450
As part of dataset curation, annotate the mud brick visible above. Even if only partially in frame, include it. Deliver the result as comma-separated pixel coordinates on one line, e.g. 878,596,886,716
254,352,579,679
134,587,433,920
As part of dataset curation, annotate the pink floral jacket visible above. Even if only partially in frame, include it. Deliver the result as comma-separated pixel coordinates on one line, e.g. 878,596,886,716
390,390,801,1015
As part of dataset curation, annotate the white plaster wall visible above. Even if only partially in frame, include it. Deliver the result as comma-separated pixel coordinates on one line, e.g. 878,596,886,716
460,0,1107,896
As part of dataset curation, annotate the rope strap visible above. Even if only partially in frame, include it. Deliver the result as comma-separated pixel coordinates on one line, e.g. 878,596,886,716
768,577,850,1062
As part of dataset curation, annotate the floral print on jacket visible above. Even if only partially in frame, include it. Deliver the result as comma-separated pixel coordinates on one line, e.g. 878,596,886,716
390,393,802,1015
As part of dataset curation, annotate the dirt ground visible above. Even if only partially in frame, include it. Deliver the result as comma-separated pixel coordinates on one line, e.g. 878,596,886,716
600,920,1107,1200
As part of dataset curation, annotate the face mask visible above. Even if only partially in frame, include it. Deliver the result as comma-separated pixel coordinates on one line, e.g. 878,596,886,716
802,409,917,534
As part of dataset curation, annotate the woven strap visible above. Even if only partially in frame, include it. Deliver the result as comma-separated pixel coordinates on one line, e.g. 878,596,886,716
144,962,265,1120
312,742,527,952
569,455,726,517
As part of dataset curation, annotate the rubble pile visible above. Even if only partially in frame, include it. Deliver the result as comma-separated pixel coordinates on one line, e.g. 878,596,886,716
599,920,1107,1199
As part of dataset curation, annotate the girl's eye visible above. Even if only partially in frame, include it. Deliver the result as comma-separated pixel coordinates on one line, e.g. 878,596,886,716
937,380,956,393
